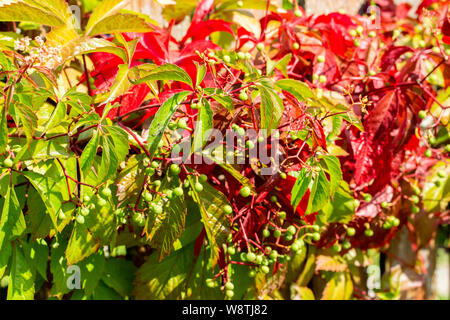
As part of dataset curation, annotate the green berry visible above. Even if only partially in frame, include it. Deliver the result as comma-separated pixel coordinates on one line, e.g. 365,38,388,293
194,182,204,192
248,270,256,278
142,191,152,202
154,180,161,187
224,205,233,214
349,29,357,37
237,51,246,59
240,186,251,197
411,205,420,214
170,164,181,176
284,234,293,241
96,197,107,207
435,180,442,187
199,174,208,183
240,252,247,262
145,167,155,176
227,247,236,255
368,31,376,38
346,227,356,237
81,207,90,216
391,217,400,227
76,215,85,224
332,243,341,252
280,172,287,179
294,9,302,17
312,74,319,81
177,119,188,129
278,211,286,220
342,241,351,250
418,110,427,119
424,149,432,158
174,187,184,197
437,171,445,178
364,229,374,237
239,91,249,101
381,201,389,209
270,195,277,203
317,55,325,63
83,195,91,203
363,193,373,202
225,290,234,298
256,43,264,51
410,195,420,204
273,229,282,238
225,282,234,290
312,232,321,241
269,250,278,260
292,42,300,50
354,39,360,47
319,75,327,83
262,229,270,238
191,102,199,110
312,225,320,232
287,225,296,235
245,140,255,150
3,158,13,168
246,252,256,262
261,265,270,274
206,279,215,288
383,221,392,229
356,26,364,35
223,55,231,63
152,204,163,215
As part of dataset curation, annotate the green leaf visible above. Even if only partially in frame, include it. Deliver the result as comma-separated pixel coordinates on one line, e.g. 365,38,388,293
43,101,66,135
257,78,284,133
0,97,8,154
23,238,49,281
291,168,312,211
0,241,12,278
204,88,234,112
188,177,232,267
267,53,291,77
130,63,193,88
50,239,71,296
275,79,316,102
96,135,119,184
15,102,38,146
306,170,330,214
114,33,138,64
146,91,190,159
192,99,213,154
195,62,207,87
134,243,195,300
65,222,101,265
86,13,153,37
101,258,136,297
423,161,450,212
7,244,35,300
22,170,63,229
0,0,68,27
79,129,100,179
149,178,187,260
79,253,105,296
321,181,357,224
103,64,132,106
320,155,342,197
0,187,26,251
321,272,353,300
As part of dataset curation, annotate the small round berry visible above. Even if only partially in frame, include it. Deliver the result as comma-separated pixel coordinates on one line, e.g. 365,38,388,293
346,227,356,237
142,191,153,202
224,205,233,214
3,158,13,168
152,204,163,215
145,167,155,176
177,119,188,129
312,225,320,232
294,9,303,17
284,234,293,241
246,252,256,262
174,187,184,197
261,265,270,274
356,26,364,35
96,197,107,207
349,29,357,37
273,229,282,238
227,247,236,255
245,140,255,150
354,39,360,47
81,207,90,217
225,282,234,290
194,182,204,192
269,250,278,260
170,164,181,176
248,270,256,278
424,149,432,158
391,217,400,227
363,193,373,202
312,232,321,241
418,110,427,119
262,229,270,238
368,31,376,38
225,290,234,298
292,42,300,50
332,243,342,252
83,195,91,203
381,201,389,209
239,91,249,101
410,195,420,204
154,180,161,187
287,225,296,235
237,52,246,59
256,43,264,51
206,279,215,288
437,171,445,179
240,186,251,198
317,55,325,63
280,172,287,179
364,229,374,237
76,215,85,224
411,205,420,214
270,195,277,203
278,211,286,220
319,75,327,83
342,241,351,250
223,55,231,63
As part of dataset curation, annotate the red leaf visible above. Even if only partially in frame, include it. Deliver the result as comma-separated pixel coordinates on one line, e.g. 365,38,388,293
192,0,214,24
181,20,234,44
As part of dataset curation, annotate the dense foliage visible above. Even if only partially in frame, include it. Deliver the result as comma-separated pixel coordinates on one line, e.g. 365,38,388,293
0,0,448,300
